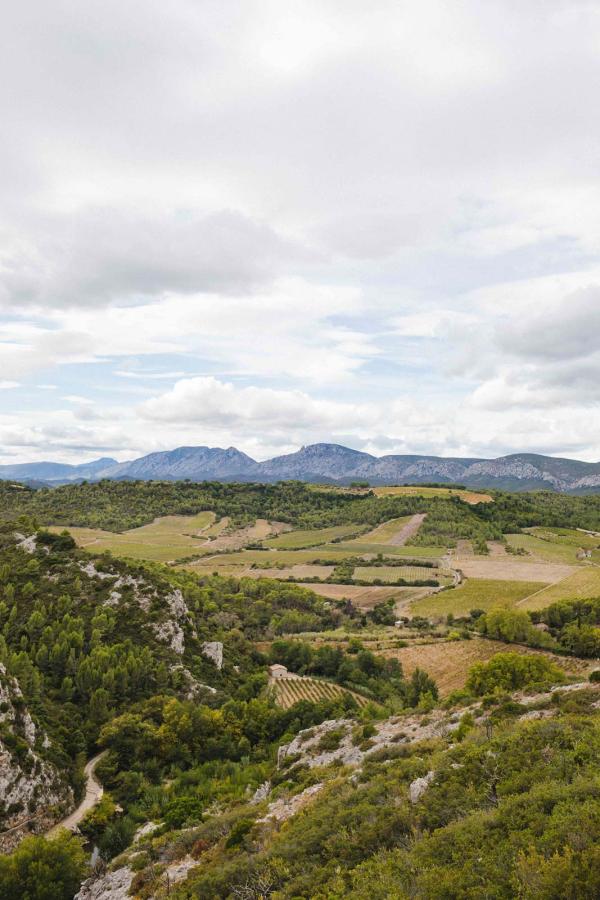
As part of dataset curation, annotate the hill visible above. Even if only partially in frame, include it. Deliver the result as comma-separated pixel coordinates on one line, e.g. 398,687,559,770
3,444,600,492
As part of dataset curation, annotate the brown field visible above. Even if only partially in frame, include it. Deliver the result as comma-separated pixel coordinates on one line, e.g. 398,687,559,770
372,486,493,504
295,581,434,610
271,676,371,709
451,557,577,584
378,637,594,696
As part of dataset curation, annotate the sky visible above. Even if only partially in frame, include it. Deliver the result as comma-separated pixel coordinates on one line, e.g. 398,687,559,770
1,0,600,465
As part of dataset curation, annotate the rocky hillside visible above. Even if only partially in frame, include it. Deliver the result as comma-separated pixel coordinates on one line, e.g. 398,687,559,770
4,444,600,492
74,676,600,899
0,663,73,852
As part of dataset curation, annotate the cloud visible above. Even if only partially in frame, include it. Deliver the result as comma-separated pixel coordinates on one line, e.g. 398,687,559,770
0,209,308,310
1,2,600,463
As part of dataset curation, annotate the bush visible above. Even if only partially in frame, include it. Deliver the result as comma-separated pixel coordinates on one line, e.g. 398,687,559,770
466,652,566,696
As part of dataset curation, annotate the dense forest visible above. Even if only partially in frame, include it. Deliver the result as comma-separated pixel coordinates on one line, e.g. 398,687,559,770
0,520,436,892
3,478,600,542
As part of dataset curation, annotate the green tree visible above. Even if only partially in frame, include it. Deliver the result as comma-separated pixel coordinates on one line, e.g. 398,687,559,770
0,832,87,900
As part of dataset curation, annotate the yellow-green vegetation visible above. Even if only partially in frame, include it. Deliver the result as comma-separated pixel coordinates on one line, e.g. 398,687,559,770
271,677,370,709
533,526,600,549
372,485,493,504
354,565,451,585
262,524,362,549
412,578,546,617
506,531,588,564
52,511,215,562
518,566,600,611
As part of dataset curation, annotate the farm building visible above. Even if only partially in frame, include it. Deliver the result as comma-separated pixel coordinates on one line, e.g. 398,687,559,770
269,663,289,679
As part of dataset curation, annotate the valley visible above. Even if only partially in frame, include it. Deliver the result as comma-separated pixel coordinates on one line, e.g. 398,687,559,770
1,476,600,897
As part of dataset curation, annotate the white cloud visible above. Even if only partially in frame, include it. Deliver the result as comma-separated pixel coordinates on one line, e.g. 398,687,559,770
1,1,600,463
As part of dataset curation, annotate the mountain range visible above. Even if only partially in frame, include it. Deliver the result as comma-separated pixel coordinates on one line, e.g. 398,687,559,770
2,443,600,493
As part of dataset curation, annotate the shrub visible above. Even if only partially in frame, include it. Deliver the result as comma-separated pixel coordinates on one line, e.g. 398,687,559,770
466,652,566,696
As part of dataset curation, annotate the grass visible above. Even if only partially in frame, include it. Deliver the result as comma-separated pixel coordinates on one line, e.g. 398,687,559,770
529,527,600,550
411,578,546,618
271,677,371,709
54,512,215,562
261,525,362,550
517,566,600,611
506,532,586,565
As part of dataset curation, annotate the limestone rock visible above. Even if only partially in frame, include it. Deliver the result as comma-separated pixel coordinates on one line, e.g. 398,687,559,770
409,771,435,804
202,641,223,669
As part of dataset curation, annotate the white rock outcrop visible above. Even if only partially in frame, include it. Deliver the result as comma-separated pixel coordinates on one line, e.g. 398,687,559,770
75,867,134,900
202,641,223,670
409,771,435,804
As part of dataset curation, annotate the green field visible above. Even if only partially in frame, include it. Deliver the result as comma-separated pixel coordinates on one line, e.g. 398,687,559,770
52,512,215,562
411,578,546,617
261,525,362,549
518,566,600,611
505,532,585,564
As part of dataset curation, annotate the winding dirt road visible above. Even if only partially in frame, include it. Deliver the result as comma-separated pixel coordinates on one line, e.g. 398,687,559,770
48,751,107,836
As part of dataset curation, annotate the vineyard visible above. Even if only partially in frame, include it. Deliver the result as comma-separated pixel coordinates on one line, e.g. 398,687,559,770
271,676,371,709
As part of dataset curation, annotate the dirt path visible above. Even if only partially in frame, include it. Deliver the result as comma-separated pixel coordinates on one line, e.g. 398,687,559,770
387,513,427,546
48,751,107,836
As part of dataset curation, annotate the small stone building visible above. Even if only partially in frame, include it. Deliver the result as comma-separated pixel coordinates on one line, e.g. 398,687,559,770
269,664,289,679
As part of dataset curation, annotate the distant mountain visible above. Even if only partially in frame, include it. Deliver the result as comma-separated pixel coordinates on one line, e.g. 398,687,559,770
100,446,260,481
0,457,117,486
3,444,600,492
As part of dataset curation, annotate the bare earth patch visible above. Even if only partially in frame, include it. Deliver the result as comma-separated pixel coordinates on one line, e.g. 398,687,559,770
451,558,577,584
202,519,291,551
295,581,435,610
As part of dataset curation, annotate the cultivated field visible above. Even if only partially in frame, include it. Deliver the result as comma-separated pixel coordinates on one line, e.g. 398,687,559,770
505,532,586,565
295,582,433,610
271,676,371,709
517,566,600,611
354,565,452,585
411,578,546,617
377,637,594,696
331,541,444,558
372,486,493,504
451,557,577,584
356,516,413,543
204,519,290,551
238,565,336,581
53,512,216,562
262,525,362,549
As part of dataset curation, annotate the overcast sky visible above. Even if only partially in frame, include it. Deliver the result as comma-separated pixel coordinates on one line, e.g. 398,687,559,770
1,0,600,464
